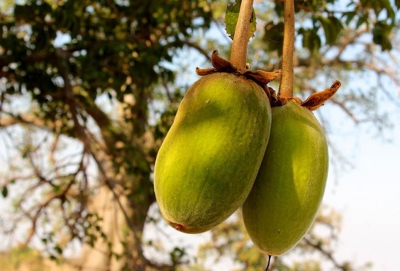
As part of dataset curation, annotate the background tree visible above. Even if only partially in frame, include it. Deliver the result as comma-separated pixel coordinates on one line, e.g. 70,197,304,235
0,0,399,270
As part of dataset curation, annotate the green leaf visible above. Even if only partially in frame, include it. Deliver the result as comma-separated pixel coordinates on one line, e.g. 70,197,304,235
1,186,8,198
356,16,368,29
225,0,256,40
372,21,393,50
317,15,343,45
384,0,395,18
318,16,333,44
299,28,321,53
54,246,63,255
342,11,356,25
263,22,284,54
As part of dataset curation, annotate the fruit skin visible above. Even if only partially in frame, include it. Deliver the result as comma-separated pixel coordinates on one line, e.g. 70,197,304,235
242,100,329,255
154,72,271,234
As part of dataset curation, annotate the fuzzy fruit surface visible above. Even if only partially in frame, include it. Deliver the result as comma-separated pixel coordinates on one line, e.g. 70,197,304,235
242,100,329,255
154,72,271,234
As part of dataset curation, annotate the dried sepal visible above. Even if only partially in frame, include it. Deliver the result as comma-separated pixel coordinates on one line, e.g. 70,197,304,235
244,69,282,85
196,67,216,76
197,51,340,110
196,50,281,100
264,86,280,107
211,50,237,73
301,80,341,111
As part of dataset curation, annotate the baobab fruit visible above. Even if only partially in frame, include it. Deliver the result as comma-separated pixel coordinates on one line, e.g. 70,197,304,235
154,72,272,234
242,100,329,255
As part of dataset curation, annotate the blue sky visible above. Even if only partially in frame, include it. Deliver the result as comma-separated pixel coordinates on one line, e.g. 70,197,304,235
322,114,400,271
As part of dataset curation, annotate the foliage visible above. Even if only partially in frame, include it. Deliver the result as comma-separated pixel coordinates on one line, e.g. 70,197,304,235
0,0,399,270
225,0,257,39
265,0,398,53
0,246,74,271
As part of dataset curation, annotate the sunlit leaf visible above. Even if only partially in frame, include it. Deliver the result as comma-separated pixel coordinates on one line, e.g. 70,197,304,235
225,0,257,40
1,186,8,198
317,15,343,45
373,21,393,50
263,21,284,54
299,27,321,53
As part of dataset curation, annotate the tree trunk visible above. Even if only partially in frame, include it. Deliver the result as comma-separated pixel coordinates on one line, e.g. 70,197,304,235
72,182,152,271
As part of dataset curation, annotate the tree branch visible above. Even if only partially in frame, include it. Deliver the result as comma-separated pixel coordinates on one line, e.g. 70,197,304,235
303,237,350,271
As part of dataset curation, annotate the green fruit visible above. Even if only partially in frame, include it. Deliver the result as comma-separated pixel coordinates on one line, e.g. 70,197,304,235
242,100,329,255
154,72,271,234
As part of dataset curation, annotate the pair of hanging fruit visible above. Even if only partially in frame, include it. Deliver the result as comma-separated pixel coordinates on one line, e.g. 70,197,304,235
154,0,341,261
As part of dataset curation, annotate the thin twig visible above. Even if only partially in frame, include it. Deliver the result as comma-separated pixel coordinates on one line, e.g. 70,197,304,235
303,237,350,271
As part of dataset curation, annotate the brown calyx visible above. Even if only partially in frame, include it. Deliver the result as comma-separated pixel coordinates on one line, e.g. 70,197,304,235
286,80,342,111
196,50,281,102
196,50,342,111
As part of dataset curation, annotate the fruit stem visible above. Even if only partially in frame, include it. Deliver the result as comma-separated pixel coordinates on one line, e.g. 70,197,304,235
230,0,254,70
278,0,295,99
265,255,272,271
